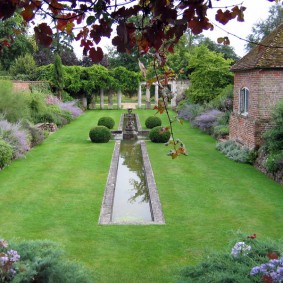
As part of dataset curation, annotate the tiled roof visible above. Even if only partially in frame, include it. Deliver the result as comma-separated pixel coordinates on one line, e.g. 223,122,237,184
231,24,283,71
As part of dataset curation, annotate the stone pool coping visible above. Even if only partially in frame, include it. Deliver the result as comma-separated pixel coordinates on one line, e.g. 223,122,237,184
98,114,165,225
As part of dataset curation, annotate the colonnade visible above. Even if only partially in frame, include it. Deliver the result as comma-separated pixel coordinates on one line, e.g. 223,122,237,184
86,80,178,109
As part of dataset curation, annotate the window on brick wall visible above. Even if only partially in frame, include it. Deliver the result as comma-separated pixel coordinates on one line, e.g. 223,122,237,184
239,87,249,115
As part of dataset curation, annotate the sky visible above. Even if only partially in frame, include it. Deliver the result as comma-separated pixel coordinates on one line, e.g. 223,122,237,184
73,0,278,59
203,0,277,57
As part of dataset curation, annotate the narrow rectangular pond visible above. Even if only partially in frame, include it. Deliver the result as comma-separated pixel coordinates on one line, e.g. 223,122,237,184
98,112,165,225
111,140,153,223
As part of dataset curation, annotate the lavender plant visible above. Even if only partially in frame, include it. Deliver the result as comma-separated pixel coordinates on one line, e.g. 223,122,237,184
58,101,83,118
177,102,204,122
192,109,223,134
0,120,30,159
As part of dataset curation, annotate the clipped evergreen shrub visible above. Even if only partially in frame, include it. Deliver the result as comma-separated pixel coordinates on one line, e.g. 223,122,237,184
149,126,170,143
0,139,13,169
145,116,162,129
9,239,93,283
89,126,111,143
97,117,115,129
178,232,283,283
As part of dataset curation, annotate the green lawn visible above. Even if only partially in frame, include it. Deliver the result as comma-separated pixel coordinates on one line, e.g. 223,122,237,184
0,110,282,282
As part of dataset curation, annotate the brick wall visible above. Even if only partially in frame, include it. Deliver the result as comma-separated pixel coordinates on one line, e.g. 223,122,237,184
230,69,283,149
12,81,48,92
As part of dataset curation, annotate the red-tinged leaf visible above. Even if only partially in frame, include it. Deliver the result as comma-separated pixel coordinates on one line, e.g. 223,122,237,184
49,0,64,15
172,152,178,159
89,47,103,63
137,36,149,54
177,147,187,155
223,36,230,45
183,8,195,21
76,14,84,25
154,100,165,114
167,45,174,53
21,5,35,21
188,18,204,35
267,252,279,260
247,234,256,239
34,23,53,48
75,27,89,41
262,275,273,283
80,39,93,50
0,1,16,20
215,9,232,25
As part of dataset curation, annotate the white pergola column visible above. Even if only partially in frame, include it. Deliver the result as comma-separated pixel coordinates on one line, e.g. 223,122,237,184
117,89,122,109
170,81,177,109
100,89,104,109
138,84,142,109
154,84,159,105
145,86,151,109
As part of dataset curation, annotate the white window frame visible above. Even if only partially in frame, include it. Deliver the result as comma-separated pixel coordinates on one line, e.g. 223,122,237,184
239,87,249,115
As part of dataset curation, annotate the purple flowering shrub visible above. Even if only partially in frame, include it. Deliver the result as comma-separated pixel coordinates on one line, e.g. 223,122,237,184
178,232,283,282
45,95,83,119
0,239,20,282
0,119,30,159
177,102,204,122
45,94,61,105
192,109,223,133
59,101,83,118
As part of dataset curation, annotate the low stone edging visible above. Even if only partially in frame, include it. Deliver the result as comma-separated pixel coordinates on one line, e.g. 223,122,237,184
98,113,165,225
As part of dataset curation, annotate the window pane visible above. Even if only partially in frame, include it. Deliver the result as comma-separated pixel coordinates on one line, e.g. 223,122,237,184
245,89,249,113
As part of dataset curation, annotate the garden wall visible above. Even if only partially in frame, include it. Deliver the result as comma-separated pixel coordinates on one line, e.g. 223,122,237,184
254,150,283,185
12,81,47,92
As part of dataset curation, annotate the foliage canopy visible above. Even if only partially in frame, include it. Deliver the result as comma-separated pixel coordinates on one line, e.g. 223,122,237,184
0,0,271,63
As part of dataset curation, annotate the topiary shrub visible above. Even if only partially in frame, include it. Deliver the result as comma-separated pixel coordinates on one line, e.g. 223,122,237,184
89,126,111,143
0,139,13,169
97,117,115,129
145,116,162,129
149,126,170,143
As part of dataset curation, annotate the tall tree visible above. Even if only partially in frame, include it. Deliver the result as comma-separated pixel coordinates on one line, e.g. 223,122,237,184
195,36,239,62
245,4,283,51
0,13,33,70
186,45,234,104
0,0,254,63
53,53,64,99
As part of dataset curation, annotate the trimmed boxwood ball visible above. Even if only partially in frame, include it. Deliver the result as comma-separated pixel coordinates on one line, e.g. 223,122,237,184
149,126,170,143
89,126,111,143
97,116,115,129
0,139,13,169
145,116,162,129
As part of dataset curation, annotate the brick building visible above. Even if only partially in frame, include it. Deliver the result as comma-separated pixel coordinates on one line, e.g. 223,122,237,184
229,24,283,149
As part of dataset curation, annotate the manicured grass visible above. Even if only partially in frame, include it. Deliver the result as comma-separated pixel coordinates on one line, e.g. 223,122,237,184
0,109,283,282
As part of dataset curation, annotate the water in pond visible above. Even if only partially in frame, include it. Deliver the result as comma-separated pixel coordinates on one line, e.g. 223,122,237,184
111,140,153,223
